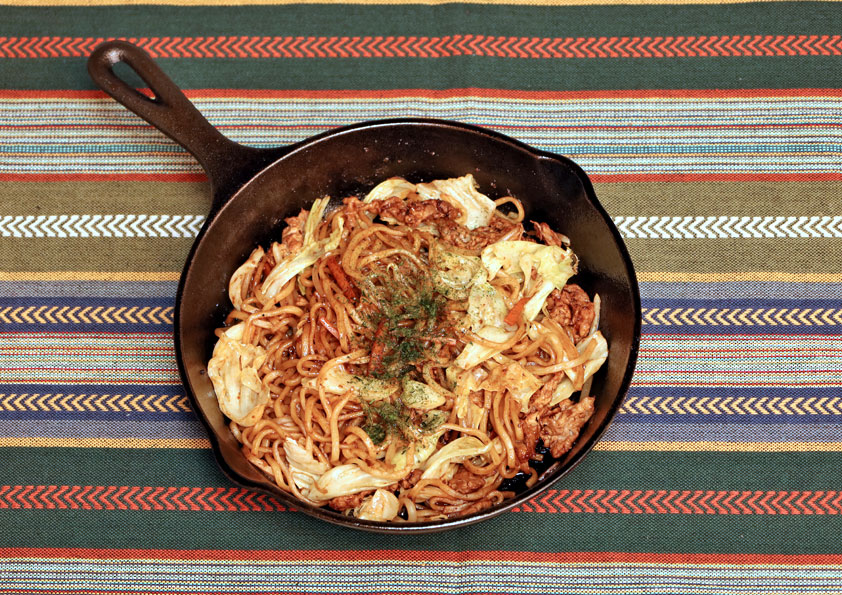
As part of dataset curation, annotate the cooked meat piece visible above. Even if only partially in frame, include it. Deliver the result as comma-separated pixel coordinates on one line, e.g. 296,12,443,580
399,469,423,490
281,209,308,253
516,411,542,464
375,196,522,251
545,285,596,344
328,490,373,512
539,396,595,458
533,221,568,247
438,499,495,516
447,469,486,494
437,219,523,251
529,371,567,412
378,198,462,227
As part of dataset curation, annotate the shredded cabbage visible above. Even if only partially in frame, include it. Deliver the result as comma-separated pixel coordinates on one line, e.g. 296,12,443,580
421,436,494,479
305,464,396,502
481,240,575,322
228,247,264,310
317,366,399,402
283,438,329,491
453,281,515,369
261,197,344,299
550,331,609,406
431,244,487,300
355,489,401,522
415,174,496,230
401,377,446,411
206,323,269,427
362,177,416,204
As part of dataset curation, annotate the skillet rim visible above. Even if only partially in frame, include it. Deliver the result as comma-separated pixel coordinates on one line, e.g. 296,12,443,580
173,116,642,534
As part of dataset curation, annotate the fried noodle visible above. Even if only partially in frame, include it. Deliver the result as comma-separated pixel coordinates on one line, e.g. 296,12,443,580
207,174,608,522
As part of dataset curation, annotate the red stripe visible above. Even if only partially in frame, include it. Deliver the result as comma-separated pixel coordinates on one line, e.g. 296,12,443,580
1,486,839,516
1,548,842,565
4,87,842,100
2,35,841,59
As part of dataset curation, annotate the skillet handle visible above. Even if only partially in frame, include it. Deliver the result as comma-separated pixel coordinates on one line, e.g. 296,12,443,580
87,40,279,209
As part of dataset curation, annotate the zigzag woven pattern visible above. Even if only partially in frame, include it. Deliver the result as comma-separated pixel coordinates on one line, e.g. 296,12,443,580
642,307,842,326
2,485,839,514
0,393,189,414
6,215,842,240
515,489,842,514
0,214,204,238
621,395,842,415
1,35,841,59
0,306,173,325
614,216,842,239
0,485,286,511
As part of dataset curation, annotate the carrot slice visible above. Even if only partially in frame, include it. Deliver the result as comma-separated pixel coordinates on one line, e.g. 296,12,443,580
318,315,341,339
368,320,388,375
325,255,360,302
504,296,530,326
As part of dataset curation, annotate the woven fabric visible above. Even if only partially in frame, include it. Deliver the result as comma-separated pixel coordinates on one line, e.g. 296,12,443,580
1,1,842,593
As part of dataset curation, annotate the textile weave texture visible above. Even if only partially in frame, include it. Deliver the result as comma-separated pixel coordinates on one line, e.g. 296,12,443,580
1,1,841,593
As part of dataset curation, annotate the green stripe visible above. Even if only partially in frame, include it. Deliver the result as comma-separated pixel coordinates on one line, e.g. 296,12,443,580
4,56,839,92
4,180,842,273
0,182,210,217
1,508,838,554
0,237,193,272
3,3,842,91
3,234,840,275
2,3,839,38
624,237,842,274
1,448,838,492
0,450,840,552
596,181,842,218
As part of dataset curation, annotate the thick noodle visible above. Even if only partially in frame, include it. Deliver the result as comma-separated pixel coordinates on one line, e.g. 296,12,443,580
208,175,606,522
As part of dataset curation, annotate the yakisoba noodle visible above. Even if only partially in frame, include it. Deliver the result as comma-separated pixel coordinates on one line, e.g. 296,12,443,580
207,174,607,522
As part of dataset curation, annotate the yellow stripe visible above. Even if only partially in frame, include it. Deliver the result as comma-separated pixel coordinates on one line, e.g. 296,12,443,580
0,271,181,282
637,272,842,283
595,441,842,452
1,0,825,5
0,437,210,449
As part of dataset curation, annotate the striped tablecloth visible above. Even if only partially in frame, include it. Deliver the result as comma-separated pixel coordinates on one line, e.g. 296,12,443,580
2,1,842,593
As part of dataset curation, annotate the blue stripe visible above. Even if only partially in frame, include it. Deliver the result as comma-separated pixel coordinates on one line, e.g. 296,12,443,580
0,281,178,299
615,412,840,425
0,296,174,332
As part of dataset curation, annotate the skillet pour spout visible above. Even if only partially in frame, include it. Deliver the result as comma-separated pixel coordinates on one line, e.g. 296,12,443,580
87,39,641,533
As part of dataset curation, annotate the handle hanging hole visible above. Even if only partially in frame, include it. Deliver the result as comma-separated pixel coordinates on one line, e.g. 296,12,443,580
112,61,157,100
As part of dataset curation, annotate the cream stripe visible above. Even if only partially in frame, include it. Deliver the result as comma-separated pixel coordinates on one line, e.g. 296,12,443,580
595,441,842,452
0,437,210,448
0,271,182,281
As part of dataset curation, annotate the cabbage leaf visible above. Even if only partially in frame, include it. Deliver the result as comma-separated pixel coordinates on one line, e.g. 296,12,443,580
207,323,269,427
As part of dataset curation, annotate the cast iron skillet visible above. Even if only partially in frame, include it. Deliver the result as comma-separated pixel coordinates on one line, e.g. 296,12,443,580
88,40,640,533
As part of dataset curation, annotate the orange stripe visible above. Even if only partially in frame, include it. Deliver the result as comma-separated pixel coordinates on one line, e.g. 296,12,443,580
2,34,841,59
3,87,842,100
2,548,842,565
